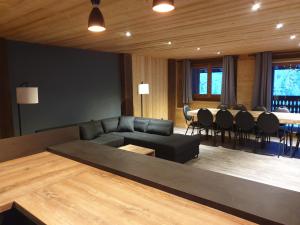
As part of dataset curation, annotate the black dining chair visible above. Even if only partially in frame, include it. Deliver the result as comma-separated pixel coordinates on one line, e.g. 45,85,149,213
234,110,255,147
256,112,286,157
197,108,214,139
214,109,234,145
183,104,198,135
275,106,290,113
296,132,300,154
275,106,293,152
252,106,267,112
232,104,247,111
217,104,229,110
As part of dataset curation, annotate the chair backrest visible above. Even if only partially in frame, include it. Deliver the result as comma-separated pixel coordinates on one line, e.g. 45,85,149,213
257,112,280,135
232,104,247,111
197,108,214,128
217,104,229,110
235,110,255,132
275,106,290,113
183,104,192,122
215,109,234,129
252,106,267,112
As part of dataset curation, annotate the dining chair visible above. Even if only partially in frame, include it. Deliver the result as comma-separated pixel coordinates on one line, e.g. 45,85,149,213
197,108,214,139
183,104,198,135
296,132,300,154
252,106,267,112
232,104,247,111
217,104,229,110
275,106,293,153
256,112,285,157
234,110,255,147
214,109,234,145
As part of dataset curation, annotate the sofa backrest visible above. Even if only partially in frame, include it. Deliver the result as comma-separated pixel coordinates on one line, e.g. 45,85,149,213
37,116,174,140
134,117,173,136
146,118,174,136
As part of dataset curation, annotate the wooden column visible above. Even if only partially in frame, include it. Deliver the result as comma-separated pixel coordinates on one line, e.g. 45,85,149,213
168,59,176,121
0,38,14,138
120,54,133,116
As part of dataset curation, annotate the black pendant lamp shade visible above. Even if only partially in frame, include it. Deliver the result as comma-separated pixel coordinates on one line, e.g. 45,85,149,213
153,0,175,13
88,0,106,32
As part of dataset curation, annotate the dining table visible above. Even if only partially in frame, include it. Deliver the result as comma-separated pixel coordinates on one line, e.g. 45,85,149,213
187,108,300,125
188,108,300,156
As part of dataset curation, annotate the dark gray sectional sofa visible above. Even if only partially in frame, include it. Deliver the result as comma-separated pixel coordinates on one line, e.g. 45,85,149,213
79,116,200,163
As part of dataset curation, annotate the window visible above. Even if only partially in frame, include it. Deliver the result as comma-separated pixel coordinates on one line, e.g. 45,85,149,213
192,64,223,101
271,63,300,112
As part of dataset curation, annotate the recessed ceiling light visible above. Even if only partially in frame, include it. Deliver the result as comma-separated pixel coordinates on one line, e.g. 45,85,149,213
153,0,175,13
167,41,172,45
217,51,221,55
276,23,284,29
290,34,296,40
125,31,132,37
251,2,261,11
197,47,201,51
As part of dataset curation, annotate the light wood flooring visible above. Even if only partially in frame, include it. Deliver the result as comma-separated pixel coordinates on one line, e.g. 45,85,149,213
175,128,300,192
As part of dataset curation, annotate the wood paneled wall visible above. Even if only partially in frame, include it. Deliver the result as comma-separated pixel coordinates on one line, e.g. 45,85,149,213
0,38,14,138
120,54,134,116
236,55,255,109
132,55,168,119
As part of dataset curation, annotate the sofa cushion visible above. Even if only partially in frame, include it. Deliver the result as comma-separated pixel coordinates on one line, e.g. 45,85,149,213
118,116,134,132
79,122,99,140
102,117,120,133
147,119,173,136
134,117,149,132
93,120,104,135
89,133,124,147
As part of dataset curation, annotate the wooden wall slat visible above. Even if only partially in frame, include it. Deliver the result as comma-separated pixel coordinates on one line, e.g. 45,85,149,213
120,53,134,116
0,38,14,138
132,55,168,119
168,59,176,121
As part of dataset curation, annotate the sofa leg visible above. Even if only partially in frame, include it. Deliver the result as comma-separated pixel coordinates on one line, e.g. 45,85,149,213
194,154,199,158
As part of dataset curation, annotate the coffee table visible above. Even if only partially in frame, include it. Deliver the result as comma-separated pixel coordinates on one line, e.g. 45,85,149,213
118,144,155,156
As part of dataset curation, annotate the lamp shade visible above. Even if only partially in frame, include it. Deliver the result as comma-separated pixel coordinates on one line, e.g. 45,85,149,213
88,7,106,32
138,83,150,95
153,0,175,13
16,87,39,104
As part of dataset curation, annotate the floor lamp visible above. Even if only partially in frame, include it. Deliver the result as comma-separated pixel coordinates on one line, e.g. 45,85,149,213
138,82,149,117
16,84,39,136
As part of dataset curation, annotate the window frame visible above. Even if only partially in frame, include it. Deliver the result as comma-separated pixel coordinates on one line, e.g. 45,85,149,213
192,62,222,101
271,61,300,112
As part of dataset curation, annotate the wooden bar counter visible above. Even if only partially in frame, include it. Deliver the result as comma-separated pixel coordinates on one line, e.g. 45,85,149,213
0,151,255,225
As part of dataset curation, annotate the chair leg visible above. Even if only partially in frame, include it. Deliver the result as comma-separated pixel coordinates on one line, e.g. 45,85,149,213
191,126,195,135
185,126,190,135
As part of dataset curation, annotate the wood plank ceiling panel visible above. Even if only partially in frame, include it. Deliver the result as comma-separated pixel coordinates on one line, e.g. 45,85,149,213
0,0,300,59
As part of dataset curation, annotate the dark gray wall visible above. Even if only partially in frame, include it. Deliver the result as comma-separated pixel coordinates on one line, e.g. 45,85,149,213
7,41,121,135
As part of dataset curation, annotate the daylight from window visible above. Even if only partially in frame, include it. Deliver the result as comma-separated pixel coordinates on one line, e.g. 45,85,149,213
199,69,208,94
273,65,300,96
211,67,222,95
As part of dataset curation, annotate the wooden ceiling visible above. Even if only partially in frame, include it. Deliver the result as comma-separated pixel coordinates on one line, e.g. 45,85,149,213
0,0,300,59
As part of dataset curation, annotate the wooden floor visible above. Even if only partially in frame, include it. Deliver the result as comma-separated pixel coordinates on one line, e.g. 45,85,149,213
175,128,300,192
0,152,255,225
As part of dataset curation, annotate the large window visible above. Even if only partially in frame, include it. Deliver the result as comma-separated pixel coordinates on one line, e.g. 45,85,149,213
192,63,223,101
272,63,300,112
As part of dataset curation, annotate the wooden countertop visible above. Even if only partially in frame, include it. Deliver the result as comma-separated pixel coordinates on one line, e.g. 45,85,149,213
49,140,300,225
0,152,254,225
